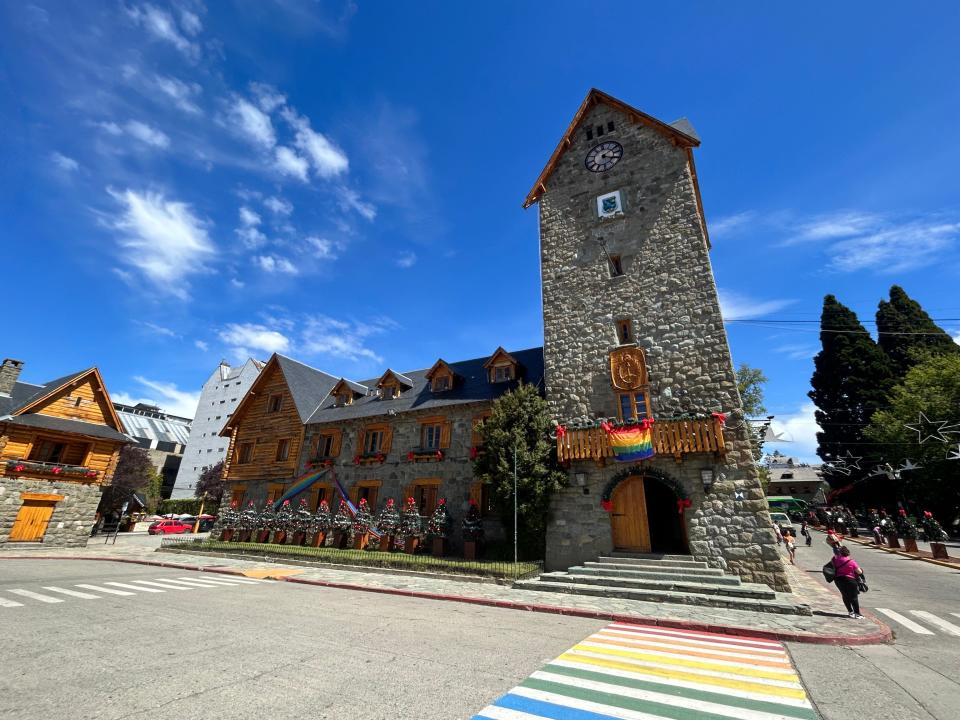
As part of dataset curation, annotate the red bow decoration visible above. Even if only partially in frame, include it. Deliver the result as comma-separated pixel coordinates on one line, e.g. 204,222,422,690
556,424,567,438
470,446,478,459
353,455,360,465
283,499,290,506
677,498,692,515
924,511,933,519
407,451,415,461
600,499,613,512
13,464,24,472
435,450,443,460
898,508,907,516
711,412,727,426
51,466,62,474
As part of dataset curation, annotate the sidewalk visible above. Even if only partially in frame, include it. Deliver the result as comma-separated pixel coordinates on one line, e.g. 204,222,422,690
818,527,960,570
0,540,891,646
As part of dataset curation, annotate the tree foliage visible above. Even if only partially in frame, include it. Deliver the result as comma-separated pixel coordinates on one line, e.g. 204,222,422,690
809,295,895,486
472,383,566,559
876,285,958,377
101,445,159,512
736,363,768,417
195,460,226,502
865,353,960,515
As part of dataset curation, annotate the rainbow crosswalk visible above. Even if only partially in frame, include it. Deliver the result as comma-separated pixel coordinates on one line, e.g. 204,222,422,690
471,621,815,720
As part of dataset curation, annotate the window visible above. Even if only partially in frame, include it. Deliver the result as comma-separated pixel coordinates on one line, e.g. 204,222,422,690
472,413,491,446
608,254,624,277
432,374,450,392
596,124,605,136
215,415,221,420
310,485,331,512
267,483,286,503
236,382,241,386
353,481,380,510
607,121,615,132
312,431,340,458
412,480,441,515
493,365,513,383
422,423,442,449
219,400,225,404
206,449,213,453
232,484,246,508
74,397,82,407
586,127,593,141
616,318,633,344
237,442,254,464
336,392,352,406
275,438,290,462
30,440,66,463
364,430,384,454
231,398,237,402
267,394,283,413
618,392,651,422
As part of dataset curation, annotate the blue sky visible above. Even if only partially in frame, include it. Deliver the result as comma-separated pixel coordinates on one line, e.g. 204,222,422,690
2,2,959,461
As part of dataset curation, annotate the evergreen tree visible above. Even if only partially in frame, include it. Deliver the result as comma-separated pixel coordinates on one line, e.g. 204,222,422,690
275,499,295,532
353,498,373,534
877,285,958,377
313,499,332,533
398,497,423,540
332,499,353,533
462,500,484,542
427,498,451,538
809,295,894,486
376,498,400,536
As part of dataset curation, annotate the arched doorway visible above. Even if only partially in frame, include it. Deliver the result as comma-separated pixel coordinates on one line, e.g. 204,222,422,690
606,470,689,554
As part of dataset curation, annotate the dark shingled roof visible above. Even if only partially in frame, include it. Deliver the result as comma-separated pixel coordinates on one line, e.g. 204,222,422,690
669,117,700,143
307,347,545,424
0,369,91,416
3,413,131,443
275,355,341,422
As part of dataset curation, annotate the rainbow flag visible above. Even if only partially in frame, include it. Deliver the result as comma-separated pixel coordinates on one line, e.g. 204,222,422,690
601,419,655,462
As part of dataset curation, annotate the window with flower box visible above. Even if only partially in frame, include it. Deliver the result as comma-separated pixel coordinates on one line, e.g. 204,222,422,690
418,416,451,450
350,480,381,509
617,392,651,422
310,430,341,459
358,424,392,456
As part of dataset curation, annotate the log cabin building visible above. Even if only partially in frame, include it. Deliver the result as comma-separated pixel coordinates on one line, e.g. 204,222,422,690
0,359,130,546
219,89,790,591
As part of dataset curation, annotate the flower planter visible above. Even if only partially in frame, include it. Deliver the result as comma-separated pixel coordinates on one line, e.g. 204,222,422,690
379,534,395,552
311,531,327,548
886,534,900,549
272,531,287,545
902,538,919,553
463,540,480,561
431,537,447,557
256,530,271,543
292,531,306,546
404,537,420,554
220,529,235,542
333,531,349,548
931,542,950,560
353,532,369,550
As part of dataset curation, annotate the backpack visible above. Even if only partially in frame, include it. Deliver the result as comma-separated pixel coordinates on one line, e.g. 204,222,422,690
822,560,837,584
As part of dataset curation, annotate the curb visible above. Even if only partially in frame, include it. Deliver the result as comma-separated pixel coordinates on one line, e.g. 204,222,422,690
812,528,960,571
0,554,893,646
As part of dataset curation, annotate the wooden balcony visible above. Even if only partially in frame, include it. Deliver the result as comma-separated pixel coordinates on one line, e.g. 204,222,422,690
556,417,727,464
3,458,100,482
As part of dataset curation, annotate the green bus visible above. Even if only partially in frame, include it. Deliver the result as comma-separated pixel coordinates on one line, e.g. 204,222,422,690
767,496,809,518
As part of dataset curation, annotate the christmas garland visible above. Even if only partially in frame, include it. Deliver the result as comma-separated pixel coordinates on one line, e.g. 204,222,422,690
554,411,727,434
599,466,689,513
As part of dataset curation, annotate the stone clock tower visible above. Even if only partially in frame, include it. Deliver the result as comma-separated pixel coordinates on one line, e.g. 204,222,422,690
526,90,790,592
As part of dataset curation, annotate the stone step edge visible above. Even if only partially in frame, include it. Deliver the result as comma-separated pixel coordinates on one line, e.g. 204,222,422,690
573,566,742,586
538,573,776,599
596,556,711,569
515,580,813,616
584,561,724,576
608,552,695,562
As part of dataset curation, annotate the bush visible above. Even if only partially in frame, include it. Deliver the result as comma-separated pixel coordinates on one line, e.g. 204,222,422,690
157,498,215,516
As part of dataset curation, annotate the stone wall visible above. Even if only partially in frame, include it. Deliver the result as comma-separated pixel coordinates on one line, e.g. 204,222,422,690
0,477,101,547
537,101,790,591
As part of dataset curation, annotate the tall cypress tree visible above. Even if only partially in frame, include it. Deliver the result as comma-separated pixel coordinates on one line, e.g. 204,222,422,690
808,295,894,486
876,285,958,377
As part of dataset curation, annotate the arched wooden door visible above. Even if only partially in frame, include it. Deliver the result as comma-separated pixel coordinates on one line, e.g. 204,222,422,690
610,476,651,552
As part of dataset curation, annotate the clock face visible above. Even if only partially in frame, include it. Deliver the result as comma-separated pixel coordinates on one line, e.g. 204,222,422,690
585,141,623,172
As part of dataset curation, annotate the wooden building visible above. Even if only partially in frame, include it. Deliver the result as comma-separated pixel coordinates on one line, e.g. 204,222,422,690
0,358,130,546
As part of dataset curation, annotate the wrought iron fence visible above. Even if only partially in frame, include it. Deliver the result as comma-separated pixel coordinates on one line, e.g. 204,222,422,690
159,536,542,581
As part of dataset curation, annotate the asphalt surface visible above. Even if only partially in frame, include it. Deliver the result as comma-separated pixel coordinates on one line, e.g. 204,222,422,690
0,559,604,719
787,532,960,720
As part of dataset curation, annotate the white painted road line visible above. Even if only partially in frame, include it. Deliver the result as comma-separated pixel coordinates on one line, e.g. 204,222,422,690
76,584,135,596
0,595,25,607
7,589,64,604
42,586,101,600
177,575,260,585
155,578,224,588
105,581,164,593
133,580,192,591
875,608,935,635
910,611,960,637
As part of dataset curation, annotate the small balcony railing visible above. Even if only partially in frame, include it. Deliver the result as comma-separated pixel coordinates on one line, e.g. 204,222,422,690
4,458,99,480
556,417,726,464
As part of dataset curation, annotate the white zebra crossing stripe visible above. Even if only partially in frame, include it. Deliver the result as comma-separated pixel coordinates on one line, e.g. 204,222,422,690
105,581,164,593
910,611,960,637
0,595,25,607
875,608,935,635
132,580,192,591
76,584,135,596
7,589,64,604
176,575,261,585
42,586,100,600
152,578,223,588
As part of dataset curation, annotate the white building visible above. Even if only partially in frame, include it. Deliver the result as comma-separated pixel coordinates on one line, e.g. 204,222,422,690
170,359,264,499
113,402,192,499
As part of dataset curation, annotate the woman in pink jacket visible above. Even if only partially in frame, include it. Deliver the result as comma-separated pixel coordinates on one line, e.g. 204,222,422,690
832,545,865,618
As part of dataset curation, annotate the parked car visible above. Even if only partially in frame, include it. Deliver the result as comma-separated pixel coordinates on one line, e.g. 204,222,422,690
769,512,796,538
148,519,193,535
179,516,216,532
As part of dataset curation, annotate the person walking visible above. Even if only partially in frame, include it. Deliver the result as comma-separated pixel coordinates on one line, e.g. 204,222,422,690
832,546,865,619
784,530,797,564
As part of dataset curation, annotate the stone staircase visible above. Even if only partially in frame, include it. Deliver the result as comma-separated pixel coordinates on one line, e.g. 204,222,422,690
515,552,812,616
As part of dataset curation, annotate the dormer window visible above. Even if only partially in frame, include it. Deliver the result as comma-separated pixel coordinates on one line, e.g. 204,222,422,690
376,369,413,400
493,365,513,382
425,359,457,394
336,392,351,406
267,393,283,413
380,383,401,399
432,375,450,392
483,347,520,384
331,378,365,407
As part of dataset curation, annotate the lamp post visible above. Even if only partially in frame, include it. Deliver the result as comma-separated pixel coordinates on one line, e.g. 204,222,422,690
513,442,518,576
194,493,206,534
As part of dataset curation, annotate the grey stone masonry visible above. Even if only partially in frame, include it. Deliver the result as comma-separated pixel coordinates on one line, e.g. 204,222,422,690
0,476,101,547
536,98,790,592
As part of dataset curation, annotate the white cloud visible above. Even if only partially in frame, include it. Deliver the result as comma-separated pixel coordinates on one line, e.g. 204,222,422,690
255,254,298,274
126,3,199,60
773,344,817,360
250,82,286,113
139,321,179,338
829,220,959,274
106,189,215,299
230,278,245,289
50,152,79,172
395,251,417,268
300,315,393,363
786,211,880,244
718,289,794,321
305,236,339,259
219,323,291,356
273,146,309,181
710,211,755,238
194,339,209,351
281,107,348,178
124,120,170,148
154,75,202,115
264,196,293,215
179,8,203,36
226,97,276,149
338,186,376,220
96,121,124,136
239,206,261,227
765,402,821,463
236,226,267,249
114,376,201,418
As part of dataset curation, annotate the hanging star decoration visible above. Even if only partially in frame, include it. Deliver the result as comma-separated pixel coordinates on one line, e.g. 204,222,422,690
947,444,960,462
904,412,960,445
823,459,851,476
869,464,891,478
840,450,863,471
898,459,922,472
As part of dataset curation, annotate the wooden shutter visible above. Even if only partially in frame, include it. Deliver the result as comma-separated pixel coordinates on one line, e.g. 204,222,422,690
357,428,366,454
469,481,482,506
382,426,393,453
349,484,359,504
331,430,342,457
440,420,452,449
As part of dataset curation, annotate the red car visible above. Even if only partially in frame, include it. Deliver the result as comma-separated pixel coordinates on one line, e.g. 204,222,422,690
148,519,193,535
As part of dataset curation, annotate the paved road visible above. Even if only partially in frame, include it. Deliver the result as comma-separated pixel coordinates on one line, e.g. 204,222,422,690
0,559,603,719
787,532,960,720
